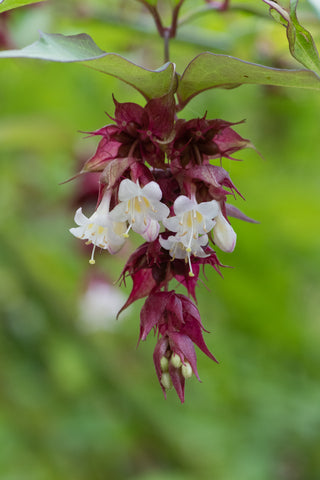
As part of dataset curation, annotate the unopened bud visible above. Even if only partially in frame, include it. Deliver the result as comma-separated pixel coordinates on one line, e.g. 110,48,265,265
160,356,169,372
181,361,193,379
161,372,173,390
171,353,182,368
213,213,237,252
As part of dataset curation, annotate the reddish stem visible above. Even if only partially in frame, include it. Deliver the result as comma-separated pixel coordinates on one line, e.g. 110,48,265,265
136,1,165,36
170,0,185,38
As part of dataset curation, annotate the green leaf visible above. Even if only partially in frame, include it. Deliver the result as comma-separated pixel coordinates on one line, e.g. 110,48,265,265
134,0,158,7
263,0,320,74
177,52,320,109
0,0,46,14
0,32,176,100
140,0,157,4
0,31,106,61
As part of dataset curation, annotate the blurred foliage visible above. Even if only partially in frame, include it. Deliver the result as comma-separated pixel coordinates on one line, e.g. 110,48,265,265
0,1,320,479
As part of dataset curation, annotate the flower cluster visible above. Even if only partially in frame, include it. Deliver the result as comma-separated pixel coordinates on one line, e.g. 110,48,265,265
70,94,254,402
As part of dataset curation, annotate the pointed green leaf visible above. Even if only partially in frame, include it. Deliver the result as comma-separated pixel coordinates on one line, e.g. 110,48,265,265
0,0,46,14
0,32,176,99
263,0,320,74
0,31,106,61
177,52,320,109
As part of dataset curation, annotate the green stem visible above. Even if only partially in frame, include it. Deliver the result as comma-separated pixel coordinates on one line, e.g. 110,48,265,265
164,28,170,62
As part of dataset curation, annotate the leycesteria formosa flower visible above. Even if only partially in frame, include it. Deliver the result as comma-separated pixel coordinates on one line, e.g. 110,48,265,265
160,194,236,276
110,179,169,241
70,189,127,264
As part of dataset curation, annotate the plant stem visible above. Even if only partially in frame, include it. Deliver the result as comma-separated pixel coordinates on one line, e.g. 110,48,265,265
135,0,164,37
170,0,185,38
163,28,170,63
135,0,187,63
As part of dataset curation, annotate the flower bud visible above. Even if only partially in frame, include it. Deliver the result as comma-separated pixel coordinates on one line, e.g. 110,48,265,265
213,213,237,252
160,372,173,390
171,353,182,368
160,356,169,372
181,361,193,379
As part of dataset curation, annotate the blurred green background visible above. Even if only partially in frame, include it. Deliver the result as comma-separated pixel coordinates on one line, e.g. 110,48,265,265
1,1,320,479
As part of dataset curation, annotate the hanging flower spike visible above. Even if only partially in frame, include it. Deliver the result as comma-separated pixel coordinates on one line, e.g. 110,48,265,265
161,195,220,276
110,179,170,242
70,189,127,264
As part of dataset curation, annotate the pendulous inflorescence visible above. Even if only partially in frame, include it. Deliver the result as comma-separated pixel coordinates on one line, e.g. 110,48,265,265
70,93,254,402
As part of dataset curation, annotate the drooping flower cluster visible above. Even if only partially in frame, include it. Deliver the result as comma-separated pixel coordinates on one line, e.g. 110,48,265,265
70,93,255,402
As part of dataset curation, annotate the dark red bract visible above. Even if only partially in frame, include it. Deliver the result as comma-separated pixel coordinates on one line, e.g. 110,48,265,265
140,291,218,402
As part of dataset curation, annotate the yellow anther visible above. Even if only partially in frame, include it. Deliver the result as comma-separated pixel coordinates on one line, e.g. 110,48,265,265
89,259,96,265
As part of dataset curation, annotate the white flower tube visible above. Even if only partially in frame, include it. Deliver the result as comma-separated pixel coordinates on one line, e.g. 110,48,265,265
70,190,127,264
213,212,237,252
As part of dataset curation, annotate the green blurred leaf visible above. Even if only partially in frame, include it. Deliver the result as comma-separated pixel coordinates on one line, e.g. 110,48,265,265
263,0,320,74
0,32,176,99
137,0,158,5
0,0,46,14
177,52,320,109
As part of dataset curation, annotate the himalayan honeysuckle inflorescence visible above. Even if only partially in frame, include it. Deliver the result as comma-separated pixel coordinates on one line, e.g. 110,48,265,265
70,93,255,402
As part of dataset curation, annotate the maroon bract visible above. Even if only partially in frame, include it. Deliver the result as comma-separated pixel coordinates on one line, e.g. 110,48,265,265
140,291,218,402
168,116,251,168
83,94,176,173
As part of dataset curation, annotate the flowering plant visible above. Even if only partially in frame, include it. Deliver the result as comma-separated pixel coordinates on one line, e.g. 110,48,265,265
1,0,319,402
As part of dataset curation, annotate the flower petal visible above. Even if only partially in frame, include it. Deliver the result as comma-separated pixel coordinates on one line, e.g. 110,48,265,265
162,216,181,232
118,178,140,201
141,219,160,242
173,195,196,216
197,200,220,220
141,181,163,202
74,207,89,226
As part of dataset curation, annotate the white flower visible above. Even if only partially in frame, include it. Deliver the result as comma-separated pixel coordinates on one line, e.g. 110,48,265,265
110,179,169,241
159,234,208,277
161,195,219,276
70,190,127,264
213,212,237,252
163,194,219,249
160,194,237,275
